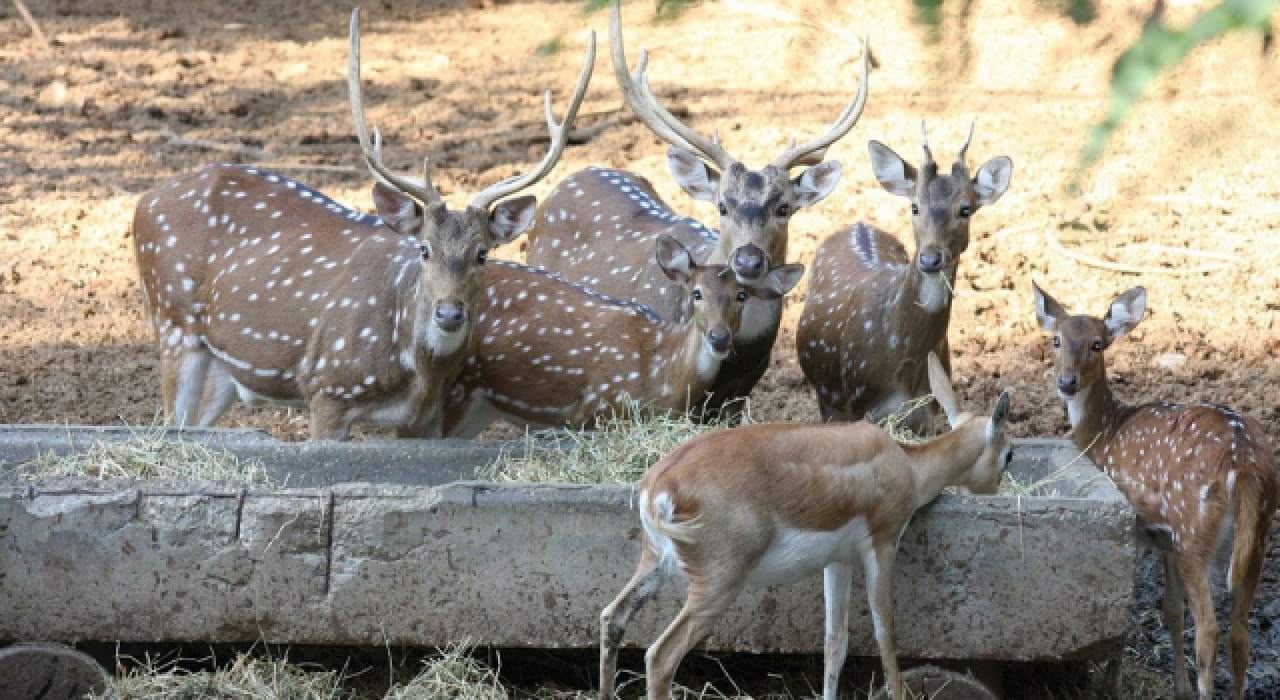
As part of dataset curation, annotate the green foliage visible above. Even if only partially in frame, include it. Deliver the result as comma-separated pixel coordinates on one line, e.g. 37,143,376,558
1083,0,1277,166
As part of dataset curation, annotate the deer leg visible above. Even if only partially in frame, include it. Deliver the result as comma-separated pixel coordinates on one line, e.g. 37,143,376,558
308,395,353,441
822,562,854,700
1162,551,1193,699
644,575,745,700
197,361,238,428
600,546,665,700
863,544,901,699
1177,557,1219,700
167,346,212,428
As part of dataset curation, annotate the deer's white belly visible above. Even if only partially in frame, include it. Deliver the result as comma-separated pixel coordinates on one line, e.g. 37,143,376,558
231,379,307,408
747,517,871,586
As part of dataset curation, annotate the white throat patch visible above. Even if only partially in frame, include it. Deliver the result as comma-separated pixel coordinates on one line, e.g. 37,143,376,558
916,266,955,313
1062,387,1090,429
427,321,468,358
737,297,782,343
697,337,724,382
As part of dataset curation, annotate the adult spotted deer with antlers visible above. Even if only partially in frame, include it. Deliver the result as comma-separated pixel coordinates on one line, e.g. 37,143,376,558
442,237,803,436
523,0,868,419
599,352,1013,700
797,125,1012,430
131,9,594,439
1034,283,1277,700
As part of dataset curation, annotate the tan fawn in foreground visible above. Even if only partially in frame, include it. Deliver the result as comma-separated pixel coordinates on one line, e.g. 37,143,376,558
1033,283,1277,700
798,124,1012,431
599,352,1013,700
131,10,593,438
524,0,869,419
442,236,803,436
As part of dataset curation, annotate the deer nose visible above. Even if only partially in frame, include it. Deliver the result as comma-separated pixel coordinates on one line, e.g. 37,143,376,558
730,244,767,281
433,299,467,333
1056,374,1079,396
917,246,946,273
707,325,731,356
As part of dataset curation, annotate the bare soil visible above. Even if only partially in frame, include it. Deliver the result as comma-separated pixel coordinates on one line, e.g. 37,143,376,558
2,0,1279,697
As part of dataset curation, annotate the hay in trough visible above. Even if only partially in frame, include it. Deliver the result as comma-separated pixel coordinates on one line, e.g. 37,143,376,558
12,427,270,484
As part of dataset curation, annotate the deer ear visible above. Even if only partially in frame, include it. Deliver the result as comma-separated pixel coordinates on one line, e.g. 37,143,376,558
753,263,805,299
655,235,694,286
1033,281,1066,332
372,183,423,235
927,351,961,428
1104,286,1146,344
973,156,1013,206
489,195,537,245
991,389,1012,433
667,148,719,202
868,141,917,197
792,162,842,209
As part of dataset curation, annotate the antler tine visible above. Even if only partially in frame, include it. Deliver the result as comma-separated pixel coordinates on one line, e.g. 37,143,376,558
348,7,443,206
771,33,870,170
470,31,596,211
919,119,934,165
611,0,734,170
955,120,975,165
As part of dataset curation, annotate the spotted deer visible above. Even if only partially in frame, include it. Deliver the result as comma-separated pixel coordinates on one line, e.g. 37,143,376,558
442,236,803,437
797,124,1012,430
523,0,869,420
131,9,594,439
599,352,1013,700
1033,283,1277,700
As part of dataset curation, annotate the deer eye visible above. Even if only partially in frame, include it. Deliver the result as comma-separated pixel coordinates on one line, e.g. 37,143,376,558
476,249,488,265
692,288,704,301
911,203,919,216
959,205,973,218
1091,339,1103,352
718,202,728,216
1052,335,1061,348
419,244,431,260
776,203,791,218
1004,450,1014,466
736,290,748,301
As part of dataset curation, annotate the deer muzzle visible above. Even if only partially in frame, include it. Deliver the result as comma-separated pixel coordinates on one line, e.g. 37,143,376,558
916,245,948,274
433,298,467,333
707,324,732,357
1056,374,1080,397
730,244,769,282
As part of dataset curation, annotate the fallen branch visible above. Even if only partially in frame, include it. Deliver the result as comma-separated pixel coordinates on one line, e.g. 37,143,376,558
12,0,51,52
1044,230,1231,275
162,130,275,160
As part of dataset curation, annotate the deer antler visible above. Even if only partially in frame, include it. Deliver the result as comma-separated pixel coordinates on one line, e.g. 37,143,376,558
470,31,596,211
771,33,871,170
955,121,975,166
919,120,934,166
610,0,734,170
348,7,444,207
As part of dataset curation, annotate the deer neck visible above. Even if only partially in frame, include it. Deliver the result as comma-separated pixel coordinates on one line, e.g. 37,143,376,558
648,320,722,404
1065,378,1125,463
904,419,989,507
884,263,956,355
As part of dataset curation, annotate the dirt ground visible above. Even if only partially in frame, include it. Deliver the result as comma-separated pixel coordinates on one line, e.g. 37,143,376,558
1,0,1278,696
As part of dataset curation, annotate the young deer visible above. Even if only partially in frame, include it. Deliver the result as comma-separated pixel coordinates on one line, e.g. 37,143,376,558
1033,283,1278,700
523,0,869,419
797,125,1012,430
441,236,803,437
131,10,593,439
599,353,1013,700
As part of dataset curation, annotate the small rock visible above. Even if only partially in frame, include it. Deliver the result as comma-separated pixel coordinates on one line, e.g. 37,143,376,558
1155,353,1187,371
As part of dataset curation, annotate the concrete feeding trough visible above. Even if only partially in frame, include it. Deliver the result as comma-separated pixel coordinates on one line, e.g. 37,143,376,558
0,427,1135,692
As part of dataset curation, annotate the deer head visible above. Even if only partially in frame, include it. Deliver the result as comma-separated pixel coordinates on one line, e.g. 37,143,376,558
655,235,805,359
927,351,1013,494
348,7,594,350
869,124,1013,312
610,0,867,283
1033,282,1146,399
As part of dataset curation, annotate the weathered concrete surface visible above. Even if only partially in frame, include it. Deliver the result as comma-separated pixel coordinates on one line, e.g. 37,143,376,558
0,643,108,699
0,425,503,487
0,439,1135,660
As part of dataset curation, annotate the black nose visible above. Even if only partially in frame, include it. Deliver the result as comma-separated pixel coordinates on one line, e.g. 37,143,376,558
1057,375,1079,396
917,247,945,273
434,300,466,332
707,327,731,354
731,244,767,280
